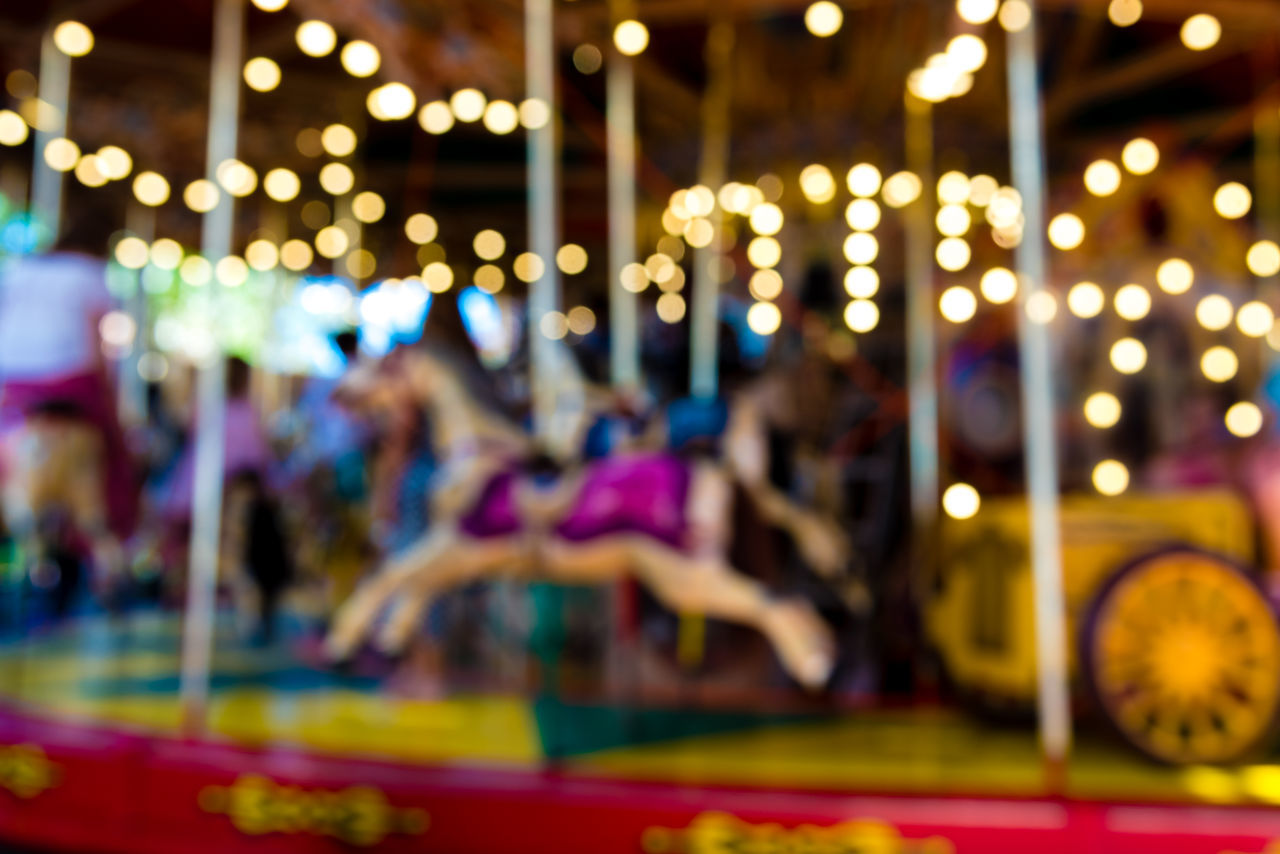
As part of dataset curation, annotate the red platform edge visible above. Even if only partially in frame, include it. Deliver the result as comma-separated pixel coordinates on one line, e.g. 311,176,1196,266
0,703,1274,853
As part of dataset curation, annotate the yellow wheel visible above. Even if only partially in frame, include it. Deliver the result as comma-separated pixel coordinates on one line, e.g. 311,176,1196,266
1082,548,1280,764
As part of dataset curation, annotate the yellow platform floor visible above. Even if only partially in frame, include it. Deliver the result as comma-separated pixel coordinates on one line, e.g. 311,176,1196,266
0,611,1273,806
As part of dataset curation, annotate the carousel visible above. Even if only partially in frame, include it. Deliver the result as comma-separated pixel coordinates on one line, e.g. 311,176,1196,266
2,0,1280,851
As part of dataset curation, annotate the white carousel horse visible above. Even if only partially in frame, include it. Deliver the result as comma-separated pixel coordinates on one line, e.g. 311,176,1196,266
324,347,850,688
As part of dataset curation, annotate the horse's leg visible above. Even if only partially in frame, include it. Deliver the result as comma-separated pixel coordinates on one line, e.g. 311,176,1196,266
542,536,835,688
324,528,459,659
373,535,531,654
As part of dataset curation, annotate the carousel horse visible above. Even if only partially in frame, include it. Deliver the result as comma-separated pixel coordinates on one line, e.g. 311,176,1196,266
323,346,851,688
0,412,125,612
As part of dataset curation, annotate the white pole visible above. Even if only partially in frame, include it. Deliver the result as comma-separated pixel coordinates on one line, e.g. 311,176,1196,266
526,0,561,441
31,31,71,244
688,20,733,400
120,203,154,426
179,0,244,734
606,31,640,391
904,92,938,528
1006,1,1071,774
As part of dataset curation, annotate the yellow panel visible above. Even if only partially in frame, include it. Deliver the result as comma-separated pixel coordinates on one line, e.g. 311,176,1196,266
926,489,1255,701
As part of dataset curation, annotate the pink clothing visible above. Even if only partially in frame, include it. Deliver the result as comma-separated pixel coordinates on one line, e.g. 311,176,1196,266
161,398,273,521
0,371,138,538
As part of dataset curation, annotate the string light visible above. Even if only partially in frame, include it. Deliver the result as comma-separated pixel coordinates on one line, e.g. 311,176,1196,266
847,164,882,197
936,204,971,237
319,162,354,195
1110,337,1147,374
656,293,686,323
183,179,220,213
340,40,381,77
556,244,588,274
281,239,314,271
97,146,131,180
936,237,970,271
1113,284,1151,321
968,175,998,207
352,191,386,224
749,203,784,236
263,168,300,202
939,286,977,323
519,98,550,129
844,299,879,332
1084,159,1121,196
296,21,336,57
483,100,520,134
1180,13,1221,51
1121,138,1159,175
956,0,998,25
43,138,79,172
113,237,149,269
1093,460,1129,496
53,21,94,57
799,164,836,203
74,154,107,187
473,229,506,260
0,111,28,146
998,0,1031,33
1084,392,1122,429
843,233,879,265
980,267,1018,304
149,239,183,270
1156,258,1193,294
451,89,487,122
251,0,288,10
942,483,981,519
844,267,878,299
1107,0,1142,26
937,171,971,205
368,83,416,121
133,171,170,206
1226,402,1264,438
804,1,843,37
1201,345,1238,382
1213,182,1251,220
215,159,257,197
321,124,357,157
752,269,785,300
882,171,922,208
1195,294,1233,331
614,20,650,55
846,199,881,231
1248,241,1280,277
1047,213,1085,250
747,301,783,335
1237,301,1274,338
243,57,281,93
420,101,454,134
1067,281,1104,318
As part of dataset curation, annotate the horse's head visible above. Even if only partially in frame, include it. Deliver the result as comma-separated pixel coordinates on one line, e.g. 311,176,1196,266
333,350,412,415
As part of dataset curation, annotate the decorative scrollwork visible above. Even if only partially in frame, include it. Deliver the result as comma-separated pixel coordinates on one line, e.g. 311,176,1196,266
199,774,427,847
642,811,954,854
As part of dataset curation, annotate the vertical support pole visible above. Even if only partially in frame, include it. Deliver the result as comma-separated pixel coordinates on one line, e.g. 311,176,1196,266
32,31,71,243
606,1,640,392
688,19,733,400
1006,1,1071,780
120,203,155,426
525,0,561,443
179,0,244,735
1254,41,1280,307
904,92,938,529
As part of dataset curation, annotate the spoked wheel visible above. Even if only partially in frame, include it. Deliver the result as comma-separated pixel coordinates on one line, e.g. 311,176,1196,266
1082,548,1280,764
